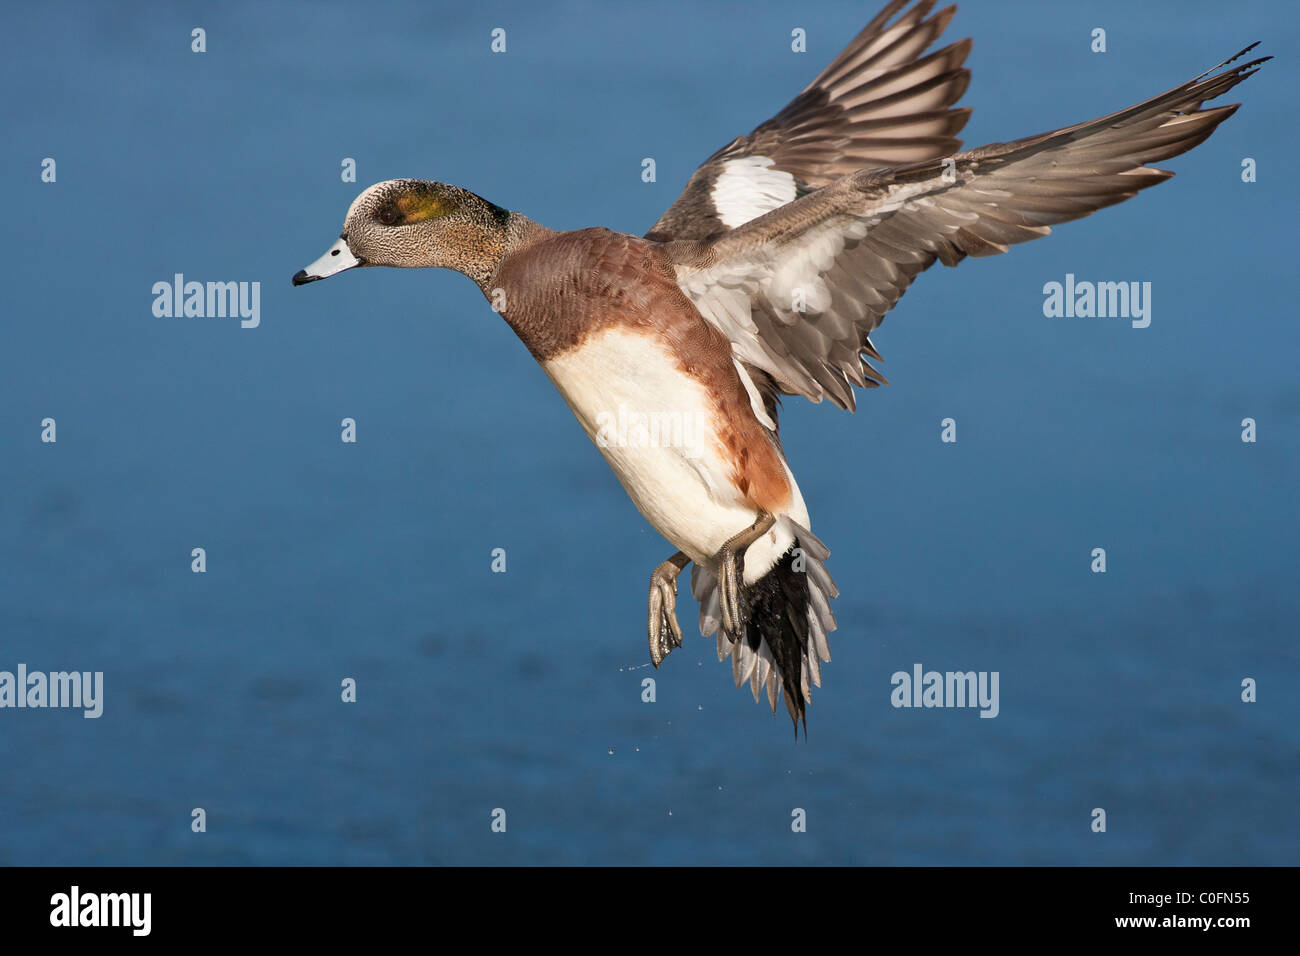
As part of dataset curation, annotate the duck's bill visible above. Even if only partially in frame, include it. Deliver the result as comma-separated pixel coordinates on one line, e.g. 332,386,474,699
292,237,364,286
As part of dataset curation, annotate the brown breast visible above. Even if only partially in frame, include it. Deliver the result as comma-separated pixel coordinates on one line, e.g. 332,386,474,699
490,228,793,515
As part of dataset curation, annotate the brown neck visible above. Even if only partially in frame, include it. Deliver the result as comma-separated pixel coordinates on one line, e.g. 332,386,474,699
477,213,555,297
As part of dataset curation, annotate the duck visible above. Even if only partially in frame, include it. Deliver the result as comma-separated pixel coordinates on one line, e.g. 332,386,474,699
292,0,1266,733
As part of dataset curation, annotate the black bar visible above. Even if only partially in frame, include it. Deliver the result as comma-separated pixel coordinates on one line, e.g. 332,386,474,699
1,866,1282,941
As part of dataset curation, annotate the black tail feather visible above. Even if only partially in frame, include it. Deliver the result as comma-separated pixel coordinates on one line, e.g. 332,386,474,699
742,546,812,735
693,520,837,734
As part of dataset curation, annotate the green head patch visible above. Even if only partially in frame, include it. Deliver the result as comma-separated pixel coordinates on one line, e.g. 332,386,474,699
394,189,456,224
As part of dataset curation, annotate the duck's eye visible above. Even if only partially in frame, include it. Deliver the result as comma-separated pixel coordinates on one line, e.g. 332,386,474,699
378,206,399,225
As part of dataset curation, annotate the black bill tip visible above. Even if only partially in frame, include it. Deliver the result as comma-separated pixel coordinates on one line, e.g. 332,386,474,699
291,269,320,287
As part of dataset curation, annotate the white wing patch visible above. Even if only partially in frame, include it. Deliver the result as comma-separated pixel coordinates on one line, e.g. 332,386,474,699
711,157,798,229
732,358,777,431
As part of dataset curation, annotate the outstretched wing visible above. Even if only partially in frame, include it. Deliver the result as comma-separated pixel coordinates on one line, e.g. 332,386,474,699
646,0,972,242
665,46,1267,410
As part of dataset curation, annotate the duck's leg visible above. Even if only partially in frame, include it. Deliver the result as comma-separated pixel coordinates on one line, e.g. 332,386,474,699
648,551,691,666
716,512,776,639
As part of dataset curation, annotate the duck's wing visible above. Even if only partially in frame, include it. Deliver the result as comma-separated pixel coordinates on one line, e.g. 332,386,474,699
645,0,972,243
665,46,1267,410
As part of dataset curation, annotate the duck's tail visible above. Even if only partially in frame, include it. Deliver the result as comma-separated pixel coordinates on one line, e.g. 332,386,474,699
692,520,838,735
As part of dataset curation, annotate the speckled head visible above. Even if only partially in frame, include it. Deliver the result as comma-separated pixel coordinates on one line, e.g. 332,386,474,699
293,179,512,289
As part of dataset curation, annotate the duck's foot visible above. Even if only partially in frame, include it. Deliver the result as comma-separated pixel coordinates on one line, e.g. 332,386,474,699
648,551,690,667
716,512,776,640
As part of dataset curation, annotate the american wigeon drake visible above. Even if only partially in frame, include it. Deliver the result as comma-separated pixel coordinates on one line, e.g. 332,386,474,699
293,1,1265,732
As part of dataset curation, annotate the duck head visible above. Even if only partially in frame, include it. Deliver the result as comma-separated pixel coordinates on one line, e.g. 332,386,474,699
292,179,512,290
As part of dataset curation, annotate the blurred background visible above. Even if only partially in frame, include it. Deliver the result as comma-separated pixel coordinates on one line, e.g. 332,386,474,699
0,0,1295,864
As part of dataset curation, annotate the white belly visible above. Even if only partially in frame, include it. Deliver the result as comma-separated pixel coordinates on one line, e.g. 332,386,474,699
542,325,807,581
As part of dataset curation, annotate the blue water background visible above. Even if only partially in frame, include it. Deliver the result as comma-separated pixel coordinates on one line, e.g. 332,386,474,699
0,0,1296,864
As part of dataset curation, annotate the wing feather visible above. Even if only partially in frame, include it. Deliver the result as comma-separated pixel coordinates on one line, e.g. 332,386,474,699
666,47,1267,410
646,1,972,242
